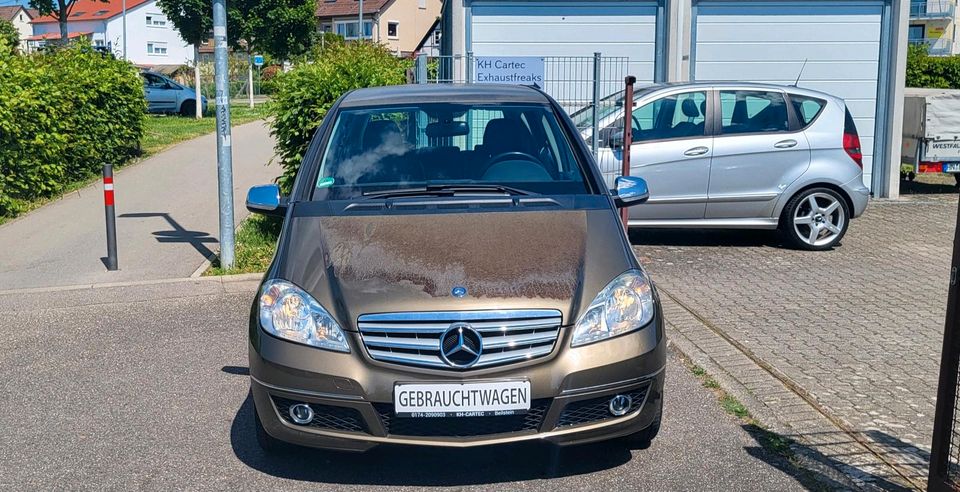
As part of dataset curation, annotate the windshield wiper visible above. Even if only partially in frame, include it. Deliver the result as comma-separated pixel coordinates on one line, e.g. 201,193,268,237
362,184,536,199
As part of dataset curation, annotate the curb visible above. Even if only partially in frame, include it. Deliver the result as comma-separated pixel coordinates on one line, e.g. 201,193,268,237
0,272,265,297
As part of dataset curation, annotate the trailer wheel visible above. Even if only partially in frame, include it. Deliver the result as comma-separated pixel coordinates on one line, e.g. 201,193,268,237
908,172,916,181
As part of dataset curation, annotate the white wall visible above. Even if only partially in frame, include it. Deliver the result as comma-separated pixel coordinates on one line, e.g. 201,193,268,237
31,0,194,66
105,2,194,65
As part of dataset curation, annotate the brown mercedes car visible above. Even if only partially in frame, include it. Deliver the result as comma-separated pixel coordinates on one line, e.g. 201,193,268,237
244,84,665,453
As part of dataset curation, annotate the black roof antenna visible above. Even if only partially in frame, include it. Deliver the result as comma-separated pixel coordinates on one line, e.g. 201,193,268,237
792,58,809,87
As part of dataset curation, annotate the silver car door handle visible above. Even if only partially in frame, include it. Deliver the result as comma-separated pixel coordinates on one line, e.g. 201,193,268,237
683,146,709,157
774,139,798,149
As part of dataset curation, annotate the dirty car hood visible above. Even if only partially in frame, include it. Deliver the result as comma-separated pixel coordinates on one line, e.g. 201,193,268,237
274,208,631,330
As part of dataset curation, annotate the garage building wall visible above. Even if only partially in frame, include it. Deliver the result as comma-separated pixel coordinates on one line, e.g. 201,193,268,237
469,1,661,83
691,1,883,189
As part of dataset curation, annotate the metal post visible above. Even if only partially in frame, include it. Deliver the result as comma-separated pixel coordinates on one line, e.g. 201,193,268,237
591,52,602,160
466,51,474,83
102,164,118,271
213,0,236,269
121,0,127,60
929,197,960,490
416,54,428,84
620,75,636,229
358,0,364,39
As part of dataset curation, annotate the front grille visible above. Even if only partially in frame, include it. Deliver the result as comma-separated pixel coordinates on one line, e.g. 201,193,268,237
556,386,649,428
374,400,550,437
273,397,368,433
357,310,562,370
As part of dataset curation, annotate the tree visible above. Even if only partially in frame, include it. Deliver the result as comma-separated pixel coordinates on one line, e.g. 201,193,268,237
230,0,317,61
30,0,108,43
157,0,212,118
228,0,318,107
0,19,17,53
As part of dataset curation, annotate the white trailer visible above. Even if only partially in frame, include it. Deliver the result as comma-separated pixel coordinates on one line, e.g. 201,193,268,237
902,87,960,185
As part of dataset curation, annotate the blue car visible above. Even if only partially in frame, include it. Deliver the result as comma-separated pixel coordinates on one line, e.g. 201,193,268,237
141,71,207,116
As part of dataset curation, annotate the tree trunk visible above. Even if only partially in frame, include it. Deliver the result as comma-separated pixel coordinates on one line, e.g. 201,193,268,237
194,45,202,119
59,19,68,44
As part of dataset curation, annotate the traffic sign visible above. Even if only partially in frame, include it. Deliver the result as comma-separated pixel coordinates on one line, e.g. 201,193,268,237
253,55,264,66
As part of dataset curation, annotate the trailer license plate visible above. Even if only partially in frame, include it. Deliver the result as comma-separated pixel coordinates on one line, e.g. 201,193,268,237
944,162,960,173
394,381,531,417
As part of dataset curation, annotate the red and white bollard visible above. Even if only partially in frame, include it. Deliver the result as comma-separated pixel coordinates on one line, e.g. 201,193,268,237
103,164,118,271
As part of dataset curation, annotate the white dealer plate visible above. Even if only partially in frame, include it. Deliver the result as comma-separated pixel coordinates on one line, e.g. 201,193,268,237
394,381,531,417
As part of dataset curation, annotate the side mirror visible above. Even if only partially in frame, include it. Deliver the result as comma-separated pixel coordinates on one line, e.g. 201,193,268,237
246,184,286,216
614,176,649,208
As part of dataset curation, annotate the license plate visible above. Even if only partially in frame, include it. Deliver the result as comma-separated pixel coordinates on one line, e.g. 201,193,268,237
394,381,531,418
944,162,960,173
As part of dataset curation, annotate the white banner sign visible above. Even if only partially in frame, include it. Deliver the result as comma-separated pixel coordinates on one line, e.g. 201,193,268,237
475,57,545,85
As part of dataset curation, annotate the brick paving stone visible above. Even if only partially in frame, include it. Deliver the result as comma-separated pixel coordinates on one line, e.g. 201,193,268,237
639,195,958,488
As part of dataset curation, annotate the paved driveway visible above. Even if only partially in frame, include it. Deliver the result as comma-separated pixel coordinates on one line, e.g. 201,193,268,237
634,195,957,484
0,279,813,490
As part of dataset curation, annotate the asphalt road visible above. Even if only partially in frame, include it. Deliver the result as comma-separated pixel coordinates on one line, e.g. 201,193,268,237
0,281,811,490
0,121,278,291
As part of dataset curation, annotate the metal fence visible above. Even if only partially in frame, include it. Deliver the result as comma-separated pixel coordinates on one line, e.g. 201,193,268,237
930,201,960,491
412,53,630,156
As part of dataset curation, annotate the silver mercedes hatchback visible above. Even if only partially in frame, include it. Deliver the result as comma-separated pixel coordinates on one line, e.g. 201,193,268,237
580,82,870,251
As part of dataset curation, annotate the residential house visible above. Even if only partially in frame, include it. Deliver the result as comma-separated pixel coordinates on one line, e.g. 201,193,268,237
0,5,37,52
317,0,441,56
908,0,958,55
29,0,194,66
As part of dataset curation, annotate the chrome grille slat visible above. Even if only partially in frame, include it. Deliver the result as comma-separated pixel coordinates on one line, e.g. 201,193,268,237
476,345,555,366
358,310,562,370
366,349,448,368
481,331,560,349
362,336,441,350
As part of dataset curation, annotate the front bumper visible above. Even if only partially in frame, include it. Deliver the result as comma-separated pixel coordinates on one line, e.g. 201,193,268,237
250,315,666,452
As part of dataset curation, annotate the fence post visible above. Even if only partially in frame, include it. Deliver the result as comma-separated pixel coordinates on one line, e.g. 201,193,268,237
416,54,428,84
466,51,474,83
620,75,636,230
591,52,602,160
929,197,960,490
102,163,118,271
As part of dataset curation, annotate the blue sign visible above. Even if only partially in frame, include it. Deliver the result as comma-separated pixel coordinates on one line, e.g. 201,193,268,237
253,55,264,66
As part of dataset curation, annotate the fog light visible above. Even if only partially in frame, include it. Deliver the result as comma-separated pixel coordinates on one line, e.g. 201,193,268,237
289,403,315,425
608,395,632,416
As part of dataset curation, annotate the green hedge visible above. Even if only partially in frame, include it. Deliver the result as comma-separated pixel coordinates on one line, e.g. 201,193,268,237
268,41,409,192
0,41,145,217
906,44,960,89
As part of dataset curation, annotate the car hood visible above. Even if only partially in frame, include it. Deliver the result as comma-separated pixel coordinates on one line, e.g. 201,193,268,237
272,207,632,330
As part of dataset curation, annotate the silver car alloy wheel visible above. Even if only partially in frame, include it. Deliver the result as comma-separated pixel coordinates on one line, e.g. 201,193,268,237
793,192,845,247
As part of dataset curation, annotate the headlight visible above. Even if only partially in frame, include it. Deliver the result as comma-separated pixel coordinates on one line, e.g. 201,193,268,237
571,270,655,347
259,279,350,353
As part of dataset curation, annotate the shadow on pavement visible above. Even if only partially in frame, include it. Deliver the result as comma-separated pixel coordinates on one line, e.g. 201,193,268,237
900,178,958,195
229,393,633,486
119,212,218,259
628,228,786,249
740,424,917,491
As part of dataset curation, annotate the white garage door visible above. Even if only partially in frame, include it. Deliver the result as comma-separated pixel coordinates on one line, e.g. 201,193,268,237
471,1,659,106
693,1,883,187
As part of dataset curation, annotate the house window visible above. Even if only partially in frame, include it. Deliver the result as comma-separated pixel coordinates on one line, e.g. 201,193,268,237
146,42,168,55
93,9,108,16
387,21,399,38
145,14,167,27
419,0,426,8
334,20,373,39
70,11,86,17
433,30,441,44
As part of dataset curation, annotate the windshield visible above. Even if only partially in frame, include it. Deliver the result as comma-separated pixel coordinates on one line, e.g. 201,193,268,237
312,103,589,200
